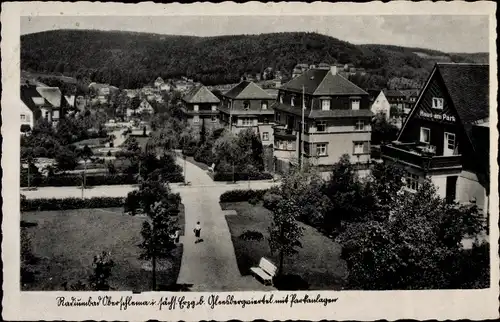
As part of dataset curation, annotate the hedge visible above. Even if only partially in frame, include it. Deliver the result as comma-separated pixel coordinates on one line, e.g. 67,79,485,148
219,189,269,203
21,197,125,212
213,172,274,182
20,174,138,187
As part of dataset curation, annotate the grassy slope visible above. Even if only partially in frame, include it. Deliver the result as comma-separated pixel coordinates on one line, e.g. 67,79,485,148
21,208,182,291
222,201,348,290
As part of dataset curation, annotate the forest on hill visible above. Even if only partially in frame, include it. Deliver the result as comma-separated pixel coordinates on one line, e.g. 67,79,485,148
21,30,488,89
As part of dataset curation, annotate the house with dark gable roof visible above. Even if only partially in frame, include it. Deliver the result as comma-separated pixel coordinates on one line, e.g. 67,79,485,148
272,66,372,175
20,84,62,131
181,85,221,131
218,81,275,144
381,63,490,212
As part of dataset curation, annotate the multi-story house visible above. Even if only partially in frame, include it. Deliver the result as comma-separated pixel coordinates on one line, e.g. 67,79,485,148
272,66,373,175
20,84,62,130
381,63,489,212
181,85,221,132
218,81,275,144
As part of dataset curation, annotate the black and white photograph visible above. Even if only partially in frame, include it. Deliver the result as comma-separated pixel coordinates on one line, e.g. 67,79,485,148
2,1,498,321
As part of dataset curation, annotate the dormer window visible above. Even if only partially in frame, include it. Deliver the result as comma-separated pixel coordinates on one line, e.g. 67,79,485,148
261,101,268,110
432,97,444,110
193,104,199,112
351,99,360,110
211,105,217,111
321,99,331,111
243,101,250,110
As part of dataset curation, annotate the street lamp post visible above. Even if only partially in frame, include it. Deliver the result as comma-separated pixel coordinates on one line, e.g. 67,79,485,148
183,154,187,185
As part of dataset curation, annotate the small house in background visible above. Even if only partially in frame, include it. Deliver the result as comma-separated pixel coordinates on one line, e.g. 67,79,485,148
370,90,391,119
20,84,62,131
181,85,221,132
381,63,489,212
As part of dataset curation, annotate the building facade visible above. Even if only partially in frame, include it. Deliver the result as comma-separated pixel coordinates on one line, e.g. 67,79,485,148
381,63,489,212
218,81,275,145
181,85,221,132
272,66,373,174
20,84,62,130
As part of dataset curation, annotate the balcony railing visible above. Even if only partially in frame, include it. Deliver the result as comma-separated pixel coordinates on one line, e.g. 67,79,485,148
381,141,462,172
273,125,296,140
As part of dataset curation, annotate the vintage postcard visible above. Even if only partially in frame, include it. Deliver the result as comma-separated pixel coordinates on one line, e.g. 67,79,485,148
2,1,499,321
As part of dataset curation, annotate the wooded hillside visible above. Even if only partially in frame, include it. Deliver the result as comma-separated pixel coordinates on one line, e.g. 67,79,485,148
21,30,488,89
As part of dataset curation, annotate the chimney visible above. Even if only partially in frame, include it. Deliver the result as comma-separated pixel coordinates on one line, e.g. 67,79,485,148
330,65,337,75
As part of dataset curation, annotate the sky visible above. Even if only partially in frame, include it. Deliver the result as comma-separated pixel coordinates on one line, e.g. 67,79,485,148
21,15,489,53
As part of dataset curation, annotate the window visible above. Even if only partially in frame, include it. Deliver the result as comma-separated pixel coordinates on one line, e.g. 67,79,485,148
262,132,269,141
279,95,283,104
355,119,365,131
193,104,199,111
261,101,268,110
275,112,281,123
263,117,269,124
316,143,328,156
321,99,331,111
211,116,217,123
44,111,49,119
287,141,294,150
211,105,217,111
193,115,200,124
242,118,254,126
405,173,420,191
420,127,430,144
432,97,444,110
291,96,295,107
351,99,360,110
20,114,26,121
243,101,250,110
316,121,326,132
353,142,364,155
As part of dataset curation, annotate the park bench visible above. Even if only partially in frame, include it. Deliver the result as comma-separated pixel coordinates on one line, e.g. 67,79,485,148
208,163,215,173
250,257,277,286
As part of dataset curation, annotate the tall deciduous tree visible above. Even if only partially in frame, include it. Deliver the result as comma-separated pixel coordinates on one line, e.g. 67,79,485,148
268,198,305,276
337,180,487,290
135,180,178,290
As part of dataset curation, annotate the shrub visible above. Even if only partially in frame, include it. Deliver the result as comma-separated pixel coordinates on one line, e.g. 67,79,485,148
213,171,273,182
262,191,283,211
20,173,138,187
182,146,197,157
248,196,260,205
219,189,268,203
21,197,125,212
239,230,264,241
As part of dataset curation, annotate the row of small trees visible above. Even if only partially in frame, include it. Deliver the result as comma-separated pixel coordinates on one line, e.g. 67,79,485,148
265,155,488,289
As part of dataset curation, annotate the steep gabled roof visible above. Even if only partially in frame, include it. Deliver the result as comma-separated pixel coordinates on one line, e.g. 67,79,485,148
437,63,489,124
20,85,43,118
223,81,273,100
183,85,220,104
281,68,368,96
36,87,62,108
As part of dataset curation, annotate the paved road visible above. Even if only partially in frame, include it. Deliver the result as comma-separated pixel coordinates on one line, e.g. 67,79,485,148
22,157,278,291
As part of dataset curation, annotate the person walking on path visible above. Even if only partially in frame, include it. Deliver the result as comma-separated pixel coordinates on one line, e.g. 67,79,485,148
194,221,202,243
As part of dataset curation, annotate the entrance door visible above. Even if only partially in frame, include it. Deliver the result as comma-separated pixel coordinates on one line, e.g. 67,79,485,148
443,132,456,156
445,176,458,204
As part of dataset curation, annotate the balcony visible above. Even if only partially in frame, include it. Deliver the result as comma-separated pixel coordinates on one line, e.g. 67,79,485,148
273,125,296,140
381,141,462,173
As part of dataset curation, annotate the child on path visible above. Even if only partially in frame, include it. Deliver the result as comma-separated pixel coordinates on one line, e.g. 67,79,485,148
194,221,202,243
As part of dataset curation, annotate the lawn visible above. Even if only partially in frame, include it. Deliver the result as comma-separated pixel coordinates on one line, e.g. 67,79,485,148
222,201,348,290
21,207,183,292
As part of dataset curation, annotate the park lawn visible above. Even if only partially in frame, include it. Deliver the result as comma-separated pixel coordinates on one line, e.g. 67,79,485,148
222,202,348,290
21,207,183,292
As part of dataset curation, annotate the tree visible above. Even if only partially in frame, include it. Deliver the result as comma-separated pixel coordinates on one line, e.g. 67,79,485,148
88,251,115,291
268,198,305,276
55,147,79,171
130,96,141,116
213,130,242,182
322,154,368,233
134,180,178,290
371,112,399,145
337,180,487,290
78,144,94,188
